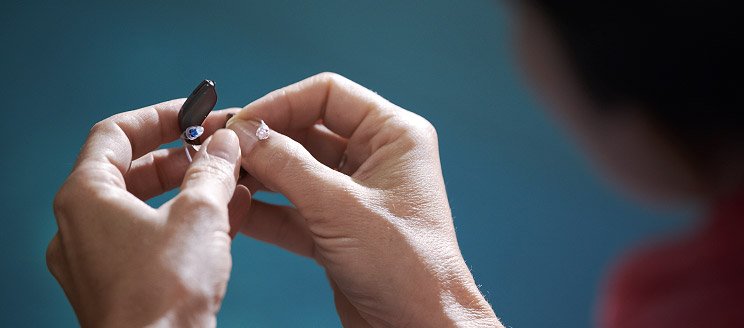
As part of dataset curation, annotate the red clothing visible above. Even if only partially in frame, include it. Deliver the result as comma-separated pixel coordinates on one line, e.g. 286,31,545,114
600,191,744,327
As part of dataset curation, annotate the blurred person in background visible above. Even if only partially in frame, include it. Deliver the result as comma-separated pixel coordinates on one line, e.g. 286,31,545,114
46,1,742,327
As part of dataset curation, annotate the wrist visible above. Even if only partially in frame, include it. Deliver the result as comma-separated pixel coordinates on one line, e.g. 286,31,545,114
438,280,502,328
89,288,218,328
151,308,217,328
411,257,502,328
96,304,217,328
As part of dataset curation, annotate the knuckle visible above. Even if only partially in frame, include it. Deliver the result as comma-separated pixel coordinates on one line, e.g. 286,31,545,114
52,186,71,217
53,173,94,220
313,72,358,94
176,189,222,212
192,159,233,181
400,112,438,144
88,189,125,208
73,172,124,205
407,112,437,136
314,71,345,85
382,111,439,149
189,160,235,191
89,118,114,135
45,235,62,276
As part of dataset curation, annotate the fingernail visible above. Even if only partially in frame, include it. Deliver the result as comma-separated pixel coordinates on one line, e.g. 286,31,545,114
226,118,261,155
224,113,235,128
225,114,241,128
205,129,239,163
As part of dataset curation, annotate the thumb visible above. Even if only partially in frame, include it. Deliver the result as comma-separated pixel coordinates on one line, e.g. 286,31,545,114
227,118,353,214
178,129,241,210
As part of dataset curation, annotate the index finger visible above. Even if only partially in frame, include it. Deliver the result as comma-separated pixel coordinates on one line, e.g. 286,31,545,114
73,99,187,189
231,72,394,139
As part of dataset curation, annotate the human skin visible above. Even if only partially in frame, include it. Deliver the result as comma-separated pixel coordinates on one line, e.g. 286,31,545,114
47,100,251,327
226,72,501,327
223,6,744,325
49,4,744,328
48,76,502,327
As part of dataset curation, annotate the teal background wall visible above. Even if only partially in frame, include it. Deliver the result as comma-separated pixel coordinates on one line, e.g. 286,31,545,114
0,1,689,327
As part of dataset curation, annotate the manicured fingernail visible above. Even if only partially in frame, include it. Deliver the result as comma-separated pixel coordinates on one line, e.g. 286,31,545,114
226,118,261,155
205,129,239,163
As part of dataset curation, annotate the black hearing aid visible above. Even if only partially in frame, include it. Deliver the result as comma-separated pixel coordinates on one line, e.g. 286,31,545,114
178,79,217,146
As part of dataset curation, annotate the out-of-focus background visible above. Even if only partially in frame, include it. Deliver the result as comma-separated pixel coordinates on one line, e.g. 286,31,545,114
0,1,691,327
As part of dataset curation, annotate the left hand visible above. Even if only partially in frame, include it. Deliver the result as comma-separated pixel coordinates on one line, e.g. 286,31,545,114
46,100,249,327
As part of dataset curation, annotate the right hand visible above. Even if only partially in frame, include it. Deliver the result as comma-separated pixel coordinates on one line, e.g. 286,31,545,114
227,73,501,327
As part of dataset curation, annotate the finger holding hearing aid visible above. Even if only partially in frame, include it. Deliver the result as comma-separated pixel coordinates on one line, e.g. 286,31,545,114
226,72,500,327
47,91,247,326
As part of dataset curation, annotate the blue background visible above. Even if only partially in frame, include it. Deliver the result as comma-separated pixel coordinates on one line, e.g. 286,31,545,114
0,1,690,327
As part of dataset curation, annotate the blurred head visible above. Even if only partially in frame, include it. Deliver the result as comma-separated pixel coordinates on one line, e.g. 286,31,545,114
510,1,743,206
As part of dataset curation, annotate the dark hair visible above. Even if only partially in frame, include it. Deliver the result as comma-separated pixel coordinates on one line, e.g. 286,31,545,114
529,1,741,158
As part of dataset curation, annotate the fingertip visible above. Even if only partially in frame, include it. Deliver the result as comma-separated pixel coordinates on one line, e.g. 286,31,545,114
205,129,240,165
226,118,262,156
179,129,241,206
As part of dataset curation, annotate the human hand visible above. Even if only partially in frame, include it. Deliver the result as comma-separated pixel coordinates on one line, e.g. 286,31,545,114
46,100,250,327
227,73,502,327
